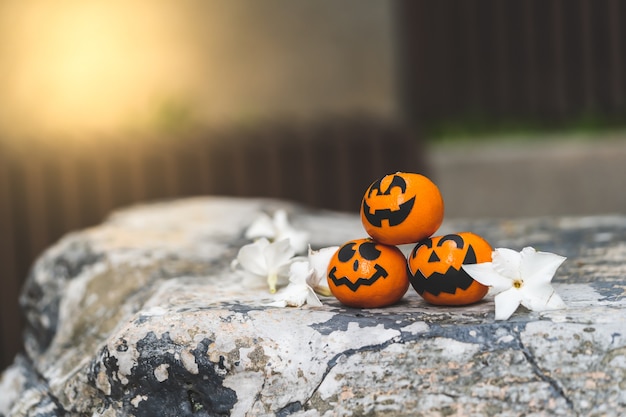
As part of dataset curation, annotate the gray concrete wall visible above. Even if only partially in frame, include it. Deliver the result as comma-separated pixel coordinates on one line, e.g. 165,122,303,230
430,134,626,218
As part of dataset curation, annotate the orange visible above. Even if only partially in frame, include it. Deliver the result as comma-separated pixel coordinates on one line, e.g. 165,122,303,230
360,172,444,245
407,232,492,305
327,238,409,308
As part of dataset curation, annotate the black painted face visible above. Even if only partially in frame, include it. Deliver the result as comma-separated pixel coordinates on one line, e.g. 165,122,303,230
362,174,416,227
328,241,389,291
408,234,477,296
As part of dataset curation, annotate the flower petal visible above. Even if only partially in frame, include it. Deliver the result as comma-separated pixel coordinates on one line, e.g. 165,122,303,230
494,289,523,320
245,213,275,240
305,287,323,307
308,246,339,285
282,230,310,255
462,263,513,294
491,248,522,279
289,261,312,285
263,239,296,273
272,210,310,254
265,299,288,308
312,284,333,297
272,209,290,230
519,247,566,286
271,283,310,307
544,290,567,310
520,284,567,312
237,239,270,276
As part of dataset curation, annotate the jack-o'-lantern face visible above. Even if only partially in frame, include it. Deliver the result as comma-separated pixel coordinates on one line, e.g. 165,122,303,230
407,232,492,306
362,175,415,228
327,238,409,308
360,172,444,245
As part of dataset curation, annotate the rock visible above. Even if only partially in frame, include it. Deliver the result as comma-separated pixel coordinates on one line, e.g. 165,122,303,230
2,197,626,416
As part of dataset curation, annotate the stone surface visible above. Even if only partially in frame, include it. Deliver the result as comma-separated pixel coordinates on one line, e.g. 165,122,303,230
1,197,626,416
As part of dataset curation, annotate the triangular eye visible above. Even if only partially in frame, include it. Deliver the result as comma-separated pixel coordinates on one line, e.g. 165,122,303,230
462,245,477,264
338,243,357,262
428,251,440,262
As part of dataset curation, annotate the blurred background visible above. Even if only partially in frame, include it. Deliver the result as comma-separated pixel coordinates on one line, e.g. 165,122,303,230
1,0,625,370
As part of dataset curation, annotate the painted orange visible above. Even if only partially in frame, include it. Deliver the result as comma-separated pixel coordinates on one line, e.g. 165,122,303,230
327,238,409,308
360,172,444,245
407,232,492,306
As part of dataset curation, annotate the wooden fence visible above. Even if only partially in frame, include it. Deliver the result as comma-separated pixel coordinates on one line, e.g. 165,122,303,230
398,0,626,129
0,119,425,370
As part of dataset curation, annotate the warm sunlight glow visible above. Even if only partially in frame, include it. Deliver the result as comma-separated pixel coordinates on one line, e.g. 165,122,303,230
0,1,196,139
0,1,397,141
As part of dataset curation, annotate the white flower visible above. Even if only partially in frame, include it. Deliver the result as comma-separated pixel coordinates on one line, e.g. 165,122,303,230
236,238,296,293
267,261,322,307
462,247,566,320
306,245,337,297
245,210,310,254
267,246,339,307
